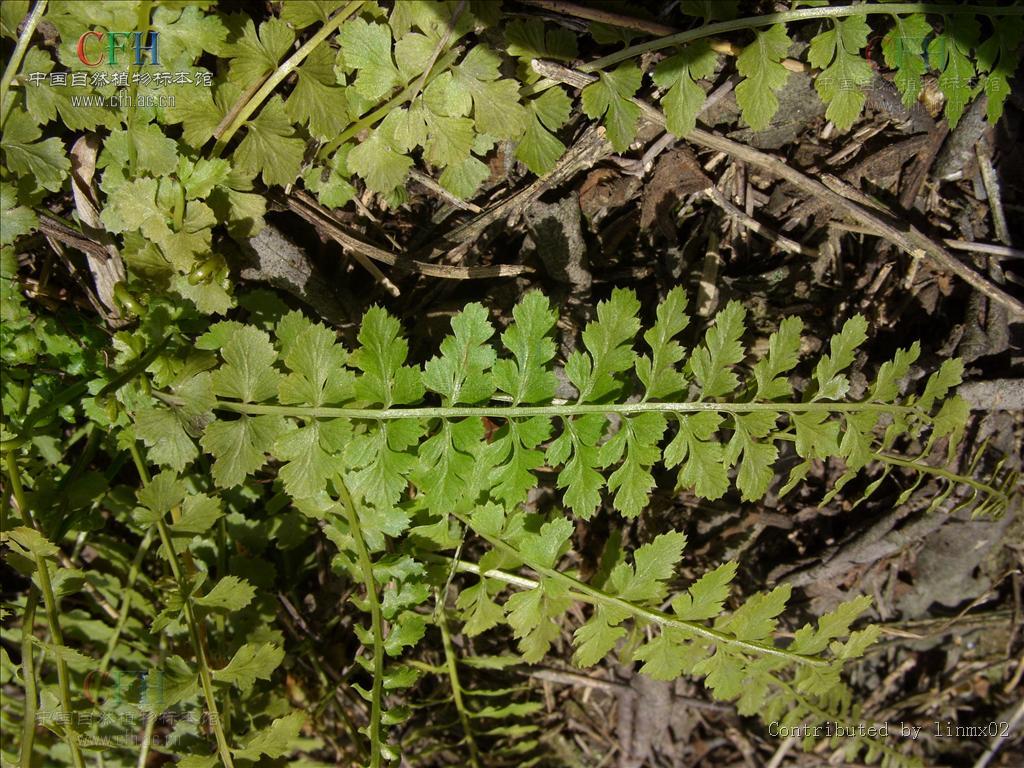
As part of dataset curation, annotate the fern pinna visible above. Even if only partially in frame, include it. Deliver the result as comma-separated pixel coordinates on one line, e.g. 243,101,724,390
130,287,1012,767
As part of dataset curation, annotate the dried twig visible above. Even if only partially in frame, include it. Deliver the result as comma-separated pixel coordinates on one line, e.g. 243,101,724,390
520,0,808,71
945,240,1024,259
409,169,483,213
416,124,613,260
286,191,531,280
532,59,1024,319
976,147,1012,246
704,186,816,258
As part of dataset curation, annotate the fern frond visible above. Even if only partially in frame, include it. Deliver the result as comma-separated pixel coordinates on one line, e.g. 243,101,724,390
154,288,1011,520
141,288,1011,765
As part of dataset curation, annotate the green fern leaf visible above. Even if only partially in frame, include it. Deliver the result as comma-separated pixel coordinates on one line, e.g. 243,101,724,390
752,316,802,400
808,17,874,131
634,630,708,680
351,307,424,407
717,583,791,643
725,412,778,501
793,410,840,460
568,288,641,403
573,608,626,666
196,575,257,612
338,17,402,101
285,43,349,140
976,17,1024,124
1,109,71,193
672,561,737,621
653,42,718,137
813,315,868,401
882,14,933,108
735,24,791,131
275,419,348,499
790,595,873,656
580,63,642,153
232,711,305,761
228,17,295,86
691,300,746,399
423,303,496,405
233,96,305,187
636,287,690,400
213,643,285,692
506,580,572,662
516,88,572,175
929,16,981,128
493,291,558,405
348,131,413,194
277,313,353,407
607,531,686,603
451,45,529,140
664,412,728,500
457,582,507,636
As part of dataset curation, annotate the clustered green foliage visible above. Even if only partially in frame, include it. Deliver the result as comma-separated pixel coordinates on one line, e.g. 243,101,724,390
3,276,1017,766
3,2,1023,317
2,2,1022,768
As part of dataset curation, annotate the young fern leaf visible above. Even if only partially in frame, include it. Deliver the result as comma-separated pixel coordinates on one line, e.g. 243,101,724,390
154,288,1012,524
653,41,718,137
580,63,643,152
734,24,791,131
808,16,874,131
882,13,933,108
929,14,981,129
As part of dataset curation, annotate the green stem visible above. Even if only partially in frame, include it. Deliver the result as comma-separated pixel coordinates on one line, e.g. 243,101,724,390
129,446,235,768
451,513,828,668
3,334,171,451
336,476,384,768
19,587,40,768
5,452,86,768
135,636,163,768
0,0,47,129
125,0,153,178
874,450,1011,502
214,515,231,736
318,47,461,160
135,710,157,768
212,1,364,156
436,590,482,768
160,393,922,422
581,3,1024,74
97,528,155,676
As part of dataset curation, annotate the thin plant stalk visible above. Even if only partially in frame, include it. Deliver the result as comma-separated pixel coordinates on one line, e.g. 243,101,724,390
436,591,482,768
336,477,385,768
5,452,86,768
98,528,155,676
0,0,47,128
581,3,1024,74
212,1,364,155
129,445,235,768
19,586,40,768
171,394,924,420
